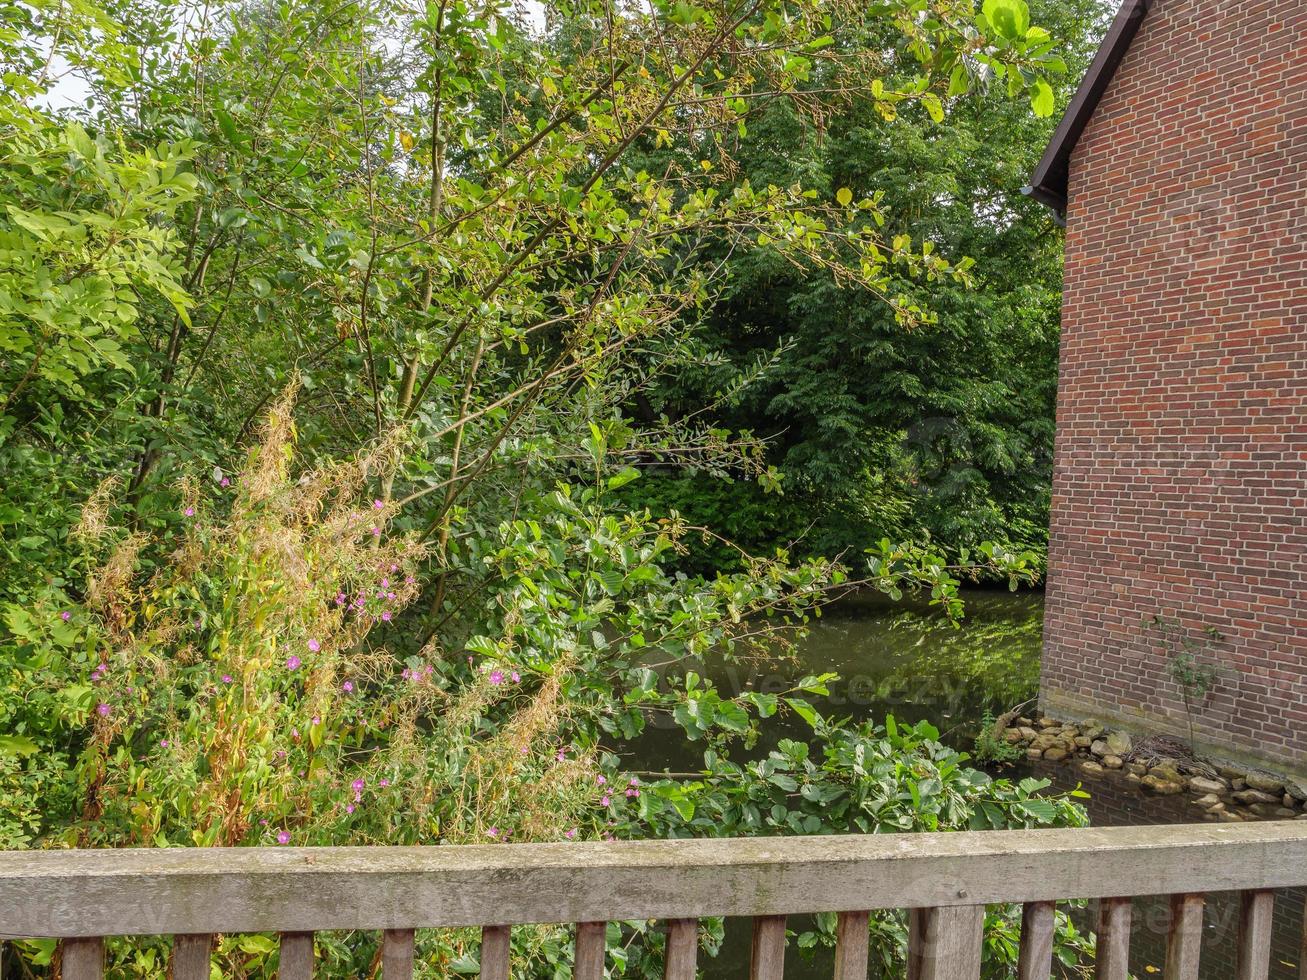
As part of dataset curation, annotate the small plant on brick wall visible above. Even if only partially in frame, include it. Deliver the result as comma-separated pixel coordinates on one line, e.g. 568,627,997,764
1143,615,1225,753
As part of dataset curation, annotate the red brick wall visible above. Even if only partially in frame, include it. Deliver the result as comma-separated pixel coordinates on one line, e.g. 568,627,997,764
1041,0,1307,774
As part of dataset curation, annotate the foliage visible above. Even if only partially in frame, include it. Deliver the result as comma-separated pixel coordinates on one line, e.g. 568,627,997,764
625,0,1108,565
0,0,1099,974
972,708,1024,764
4,405,1091,976
0,109,194,426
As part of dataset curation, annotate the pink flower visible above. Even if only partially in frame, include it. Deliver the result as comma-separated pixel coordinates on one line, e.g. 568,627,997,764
381,610,392,622
286,655,301,670
346,803,355,814
221,674,233,684
597,775,606,786
220,477,230,488
520,746,529,756
160,739,169,748
184,506,195,517
97,663,108,673
307,638,320,652
600,794,611,807
371,526,381,537
59,611,71,622
488,669,504,686
311,716,320,726
556,748,567,762
510,671,521,683
276,831,290,844
96,703,110,717
564,828,577,840
379,778,389,787
380,578,389,588
486,827,499,838
342,681,353,692
625,788,639,798
373,499,384,510
405,576,415,585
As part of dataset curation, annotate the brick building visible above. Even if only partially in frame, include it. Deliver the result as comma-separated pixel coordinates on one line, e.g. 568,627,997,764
1027,0,1307,774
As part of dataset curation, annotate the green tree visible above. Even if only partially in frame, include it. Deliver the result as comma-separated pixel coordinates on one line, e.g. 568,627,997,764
625,0,1108,565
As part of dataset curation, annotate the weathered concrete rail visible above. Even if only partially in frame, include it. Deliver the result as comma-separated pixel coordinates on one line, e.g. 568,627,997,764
3,822,1307,979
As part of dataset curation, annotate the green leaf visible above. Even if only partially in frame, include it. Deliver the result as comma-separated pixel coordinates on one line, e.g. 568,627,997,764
767,772,798,791
1030,78,1055,117
606,467,641,490
215,108,242,146
785,697,819,728
1019,798,1058,823
294,245,324,269
714,700,750,732
982,0,1030,40
0,735,38,757
835,187,853,207
947,64,969,98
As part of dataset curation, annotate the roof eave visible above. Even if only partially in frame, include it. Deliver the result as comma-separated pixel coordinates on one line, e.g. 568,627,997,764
1028,0,1149,220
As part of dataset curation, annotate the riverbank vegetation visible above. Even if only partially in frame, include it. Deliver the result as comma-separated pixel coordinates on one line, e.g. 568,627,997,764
3,0,1104,973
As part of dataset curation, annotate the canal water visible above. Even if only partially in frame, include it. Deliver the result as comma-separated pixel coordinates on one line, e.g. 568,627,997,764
629,588,1305,978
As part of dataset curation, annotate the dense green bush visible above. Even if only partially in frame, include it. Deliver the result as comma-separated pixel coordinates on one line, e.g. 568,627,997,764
0,0,1097,974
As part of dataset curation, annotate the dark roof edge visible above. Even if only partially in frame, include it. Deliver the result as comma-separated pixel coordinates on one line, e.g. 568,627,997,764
1027,0,1149,218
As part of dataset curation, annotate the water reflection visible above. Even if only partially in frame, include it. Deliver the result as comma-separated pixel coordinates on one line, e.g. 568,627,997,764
631,588,1044,774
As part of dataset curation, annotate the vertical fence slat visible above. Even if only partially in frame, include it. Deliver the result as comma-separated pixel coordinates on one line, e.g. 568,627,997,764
383,928,415,980
750,915,787,980
172,934,213,980
663,919,697,980
574,921,606,980
1236,890,1274,980
479,925,511,980
1300,894,1307,980
833,911,869,980
62,938,104,980
1094,897,1132,980
1163,893,1204,980
906,906,983,980
1017,901,1055,980
279,931,314,980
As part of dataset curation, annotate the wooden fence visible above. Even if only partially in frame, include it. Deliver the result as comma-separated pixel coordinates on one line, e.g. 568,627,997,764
4,822,1307,979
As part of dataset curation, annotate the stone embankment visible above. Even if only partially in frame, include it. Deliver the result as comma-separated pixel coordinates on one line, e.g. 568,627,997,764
1004,716,1307,822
